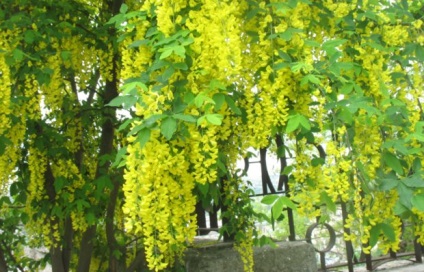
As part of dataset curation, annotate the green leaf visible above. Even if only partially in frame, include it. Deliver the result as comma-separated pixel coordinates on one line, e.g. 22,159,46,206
161,117,177,140
379,178,398,191
75,200,90,211
120,3,128,13
393,201,409,217
128,39,149,48
12,48,24,62
194,93,215,108
54,177,66,192
369,224,381,247
60,51,72,61
299,115,311,130
383,152,404,175
411,194,424,212
261,195,278,205
196,115,206,126
9,182,19,197
380,223,396,242
197,183,209,196
107,95,137,109
106,13,124,27
281,165,293,175
225,96,242,115
416,45,424,62
144,114,166,128
209,79,227,90
121,81,147,94
173,113,196,123
397,182,413,208
161,66,175,82
137,128,151,148
311,157,325,167
112,147,127,168
278,196,296,210
340,82,354,95
403,175,424,188
271,197,285,220
273,62,290,71
286,114,309,133
205,114,223,125
173,45,186,58
85,212,96,225
301,74,321,86
337,108,354,124
95,175,113,192
322,39,347,51
160,49,173,59
290,62,307,73
0,135,12,156
212,93,225,110
304,39,320,47
24,30,36,44
118,119,133,132
173,62,188,70
286,116,300,133
320,192,336,212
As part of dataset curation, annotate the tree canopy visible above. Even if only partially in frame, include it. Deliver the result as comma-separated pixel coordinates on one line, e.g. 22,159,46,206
0,0,423,271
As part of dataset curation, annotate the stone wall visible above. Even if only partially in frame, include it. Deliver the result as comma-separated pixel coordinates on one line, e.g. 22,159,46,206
185,241,317,272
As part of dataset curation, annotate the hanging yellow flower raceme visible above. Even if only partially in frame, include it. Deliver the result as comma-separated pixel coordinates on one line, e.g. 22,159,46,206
123,131,197,271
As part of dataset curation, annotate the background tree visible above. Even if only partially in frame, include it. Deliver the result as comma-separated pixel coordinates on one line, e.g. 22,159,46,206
0,0,139,271
1,0,423,272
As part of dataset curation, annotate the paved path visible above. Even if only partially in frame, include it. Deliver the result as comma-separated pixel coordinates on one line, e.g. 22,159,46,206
337,260,424,271
376,261,424,271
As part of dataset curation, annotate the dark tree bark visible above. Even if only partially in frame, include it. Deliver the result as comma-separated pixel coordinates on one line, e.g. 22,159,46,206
106,177,123,272
126,249,149,272
0,247,8,272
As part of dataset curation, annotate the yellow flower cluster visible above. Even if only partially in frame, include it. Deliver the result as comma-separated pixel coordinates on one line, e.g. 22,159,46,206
186,0,244,83
24,75,42,120
27,145,48,203
382,25,409,47
361,192,402,254
234,227,254,272
325,0,355,18
123,131,197,271
0,55,11,136
353,114,382,180
323,141,351,202
98,42,115,82
188,126,218,184
120,17,152,80
413,209,424,245
149,0,188,36
291,139,322,218
25,144,61,248
237,1,316,149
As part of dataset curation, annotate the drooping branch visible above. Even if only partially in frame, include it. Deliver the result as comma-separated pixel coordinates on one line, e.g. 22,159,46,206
276,134,288,191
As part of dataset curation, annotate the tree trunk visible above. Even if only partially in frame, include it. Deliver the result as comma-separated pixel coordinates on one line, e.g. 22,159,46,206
76,225,97,272
62,218,73,272
50,245,65,272
106,177,122,272
0,247,8,272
